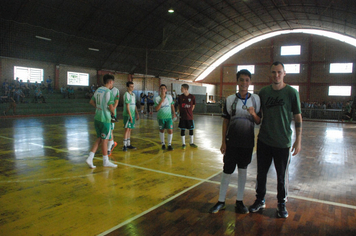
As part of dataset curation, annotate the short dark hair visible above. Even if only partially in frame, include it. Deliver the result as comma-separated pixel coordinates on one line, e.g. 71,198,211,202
103,74,114,84
160,84,167,89
181,84,189,90
236,69,251,80
271,61,285,70
126,81,134,87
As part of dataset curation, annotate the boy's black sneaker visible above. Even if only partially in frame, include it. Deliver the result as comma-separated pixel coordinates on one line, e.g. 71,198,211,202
235,200,249,214
122,146,127,151
127,145,137,150
277,203,288,218
209,202,226,213
249,199,266,213
162,144,166,150
167,145,174,151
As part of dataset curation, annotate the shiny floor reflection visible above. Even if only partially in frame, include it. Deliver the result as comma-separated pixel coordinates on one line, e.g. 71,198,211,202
0,115,356,235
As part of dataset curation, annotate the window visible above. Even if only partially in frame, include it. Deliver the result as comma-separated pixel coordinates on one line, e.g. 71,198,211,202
236,85,254,94
329,63,353,73
328,86,351,96
281,45,301,55
67,71,89,86
237,65,255,74
290,85,299,92
284,64,300,74
14,66,43,83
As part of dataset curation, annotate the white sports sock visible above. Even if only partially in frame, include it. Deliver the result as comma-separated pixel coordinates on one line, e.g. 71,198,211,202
108,140,113,150
168,134,173,145
127,139,131,146
218,173,231,202
181,136,185,145
160,132,165,144
103,155,117,168
123,139,127,147
237,168,247,201
190,135,194,144
86,152,96,169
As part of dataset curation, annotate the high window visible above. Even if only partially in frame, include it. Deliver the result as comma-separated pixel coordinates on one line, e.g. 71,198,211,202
328,86,351,96
284,64,300,74
14,66,43,83
237,65,255,74
67,72,89,86
329,63,353,73
290,85,299,92
281,45,301,56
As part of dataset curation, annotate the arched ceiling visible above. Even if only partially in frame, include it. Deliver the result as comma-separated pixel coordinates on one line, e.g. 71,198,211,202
1,0,356,81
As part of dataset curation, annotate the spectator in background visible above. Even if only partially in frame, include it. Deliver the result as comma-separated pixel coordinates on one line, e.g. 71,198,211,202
147,92,154,115
46,76,54,94
34,87,46,103
140,92,147,114
61,85,68,98
15,87,25,103
68,86,75,99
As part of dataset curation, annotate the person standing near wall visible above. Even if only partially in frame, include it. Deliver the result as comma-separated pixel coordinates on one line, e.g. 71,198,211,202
86,74,117,168
122,81,139,151
154,84,177,150
209,69,261,214
249,61,302,218
178,84,198,149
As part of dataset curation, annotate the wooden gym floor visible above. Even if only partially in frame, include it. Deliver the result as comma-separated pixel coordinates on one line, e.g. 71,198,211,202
0,113,355,236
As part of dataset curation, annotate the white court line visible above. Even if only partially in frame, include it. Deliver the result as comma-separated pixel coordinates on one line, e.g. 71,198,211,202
97,158,356,235
97,171,222,236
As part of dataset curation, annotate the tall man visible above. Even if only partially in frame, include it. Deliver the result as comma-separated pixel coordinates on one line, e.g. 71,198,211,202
154,84,177,150
178,84,198,149
123,81,139,151
86,74,117,168
249,61,302,218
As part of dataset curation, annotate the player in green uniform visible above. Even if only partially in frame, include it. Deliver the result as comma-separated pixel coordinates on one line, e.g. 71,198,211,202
123,81,139,151
154,84,177,150
86,74,117,168
107,86,119,156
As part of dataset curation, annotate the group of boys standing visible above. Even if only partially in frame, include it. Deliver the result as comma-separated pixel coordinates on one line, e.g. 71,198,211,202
86,75,198,169
85,61,302,219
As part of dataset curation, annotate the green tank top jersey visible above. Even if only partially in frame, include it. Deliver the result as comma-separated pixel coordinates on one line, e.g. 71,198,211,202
258,85,301,148
111,87,120,116
91,86,114,123
123,92,136,117
154,95,174,119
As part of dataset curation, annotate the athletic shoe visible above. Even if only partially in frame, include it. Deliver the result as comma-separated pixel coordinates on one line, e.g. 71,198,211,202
182,144,186,150
103,160,117,168
127,145,137,150
86,158,96,169
277,203,288,218
235,201,249,214
108,142,117,156
162,144,166,150
209,202,226,213
167,145,174,151
249,199,266,213
190,143,198,148
122,146,127,151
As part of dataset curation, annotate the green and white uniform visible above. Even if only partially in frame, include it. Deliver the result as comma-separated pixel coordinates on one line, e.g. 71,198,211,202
154,94,174,130
123,91,136,129
91,86,114,139
111,87,120,130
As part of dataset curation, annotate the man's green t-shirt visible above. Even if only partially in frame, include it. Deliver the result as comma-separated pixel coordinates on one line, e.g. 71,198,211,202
258,85,301,148
91,86,114,123
123,91,136,118
154,94,174,119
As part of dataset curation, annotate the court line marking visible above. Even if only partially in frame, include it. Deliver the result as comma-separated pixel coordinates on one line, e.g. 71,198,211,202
1,134,356,233
97,171,222,236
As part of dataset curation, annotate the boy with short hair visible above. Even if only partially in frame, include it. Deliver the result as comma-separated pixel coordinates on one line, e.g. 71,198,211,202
178,84,198,149
123,81,139,151
86,74,117,168
154,84,177,150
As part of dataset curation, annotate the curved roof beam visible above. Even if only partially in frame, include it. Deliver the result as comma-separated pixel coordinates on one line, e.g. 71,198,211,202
194,29,356,82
